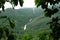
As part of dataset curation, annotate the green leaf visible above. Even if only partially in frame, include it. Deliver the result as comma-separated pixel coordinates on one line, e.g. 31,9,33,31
5,28,9,37
22,33,33,40
0,3,1,8
0,28,3,39
12,0,18,6
19,0,24,7
2,6,4,11
0,0,5,3
41,4,48,9
44,8,52,17
3,26,9,37
7,34,15,40
0,16,7,19
44,8,58,17
35,0,40,7
0,0,24,11
35,0,46,7
53,8,59,13
8,18,15,29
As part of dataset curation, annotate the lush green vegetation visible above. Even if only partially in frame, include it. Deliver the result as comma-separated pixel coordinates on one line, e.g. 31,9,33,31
35,0,60,40
0,8,60,40
0,0,60,40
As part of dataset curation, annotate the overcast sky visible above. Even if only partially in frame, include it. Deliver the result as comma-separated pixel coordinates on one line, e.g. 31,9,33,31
3,0,35,9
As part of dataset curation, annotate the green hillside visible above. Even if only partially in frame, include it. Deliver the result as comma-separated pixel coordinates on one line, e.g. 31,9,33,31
0,8,60,35
0,8,43,34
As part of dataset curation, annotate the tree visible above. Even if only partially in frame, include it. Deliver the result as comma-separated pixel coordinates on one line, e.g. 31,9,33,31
22,33,33,40
35,0,60,40
0,16,16,40
38,31,49,40
35,0,59,17
0,0,24,11
48,17,60,40
0,0,24,40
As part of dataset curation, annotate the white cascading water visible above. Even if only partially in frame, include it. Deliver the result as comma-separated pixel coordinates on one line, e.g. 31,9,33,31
33,8,35,14
24,24,27,30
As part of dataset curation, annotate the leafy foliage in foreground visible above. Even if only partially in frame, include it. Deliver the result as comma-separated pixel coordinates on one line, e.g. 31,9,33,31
48,17,60,40
22,33,33,40
20,31,52,40
0,0,24,11
35,0,59,17
0,16,16,40
35,0,60,40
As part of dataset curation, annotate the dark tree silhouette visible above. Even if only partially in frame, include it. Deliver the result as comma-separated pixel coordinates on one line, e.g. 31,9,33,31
35,0,59,17
48,17,60,40
0,0,24,40
35,0,60,40
0,16,15,40
0,0,24,11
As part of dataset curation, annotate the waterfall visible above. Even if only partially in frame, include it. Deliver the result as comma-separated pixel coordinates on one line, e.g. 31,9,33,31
33,8,35,14
24,24,27,30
